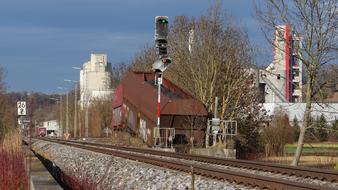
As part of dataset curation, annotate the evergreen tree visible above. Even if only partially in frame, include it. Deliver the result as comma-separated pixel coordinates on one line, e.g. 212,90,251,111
292,116,300,142
316,114,328,142
332,120,338,141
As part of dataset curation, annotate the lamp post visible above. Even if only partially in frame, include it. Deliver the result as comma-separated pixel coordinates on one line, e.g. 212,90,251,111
64,79,78,138
74,82,78,138
72,66,81,138
49,97,62,137
66,90,69,137
84,92,89,138
58,86,69,138
72,66,89,138
59,95,63,137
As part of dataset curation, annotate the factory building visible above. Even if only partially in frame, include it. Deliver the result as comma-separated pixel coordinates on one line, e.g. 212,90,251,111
79,54,113,108
259,25,303,103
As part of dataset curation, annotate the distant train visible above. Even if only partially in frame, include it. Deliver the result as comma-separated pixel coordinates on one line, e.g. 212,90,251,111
36,127,47,137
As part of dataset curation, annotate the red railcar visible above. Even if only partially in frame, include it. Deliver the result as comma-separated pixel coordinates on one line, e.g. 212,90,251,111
36,127,46,137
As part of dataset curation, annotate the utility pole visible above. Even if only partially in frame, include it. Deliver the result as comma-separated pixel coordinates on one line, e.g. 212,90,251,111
78,101,82,138
59,95,63,137
85,92,89,138
66,91,69,136
58,86,68,138
74,83,77,138
64,79,78,138
72,66,81,138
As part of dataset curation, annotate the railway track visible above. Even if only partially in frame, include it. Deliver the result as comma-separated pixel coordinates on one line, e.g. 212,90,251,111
36,138,338,190
46,138,338,182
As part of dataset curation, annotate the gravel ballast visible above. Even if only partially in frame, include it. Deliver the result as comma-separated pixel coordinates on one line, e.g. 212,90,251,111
31,140,251,190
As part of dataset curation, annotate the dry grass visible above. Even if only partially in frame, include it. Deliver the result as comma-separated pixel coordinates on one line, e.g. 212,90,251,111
111,131,148,148
259,143,338,169
260,155,338,169
0,130,28,189
287,143,338,148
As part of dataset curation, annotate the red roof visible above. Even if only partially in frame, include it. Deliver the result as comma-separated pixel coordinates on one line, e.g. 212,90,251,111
113,72,207,123
112,84,123,108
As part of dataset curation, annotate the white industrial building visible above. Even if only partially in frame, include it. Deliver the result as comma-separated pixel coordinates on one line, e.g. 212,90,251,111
259,25,303,103
257,25,338,126
80,54,113,108
42,120,60,137
262,103,338,125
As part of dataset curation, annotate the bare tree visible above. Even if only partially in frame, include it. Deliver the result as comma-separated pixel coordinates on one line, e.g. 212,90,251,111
88,97,112,137
0,67,16,138
166,4,264,156
167,4,259,120
131,44,157,72
111,62,130,88
316,64,338,100
0,67,6,94
261,108,295,156
131,2,265,156
256,0,338,166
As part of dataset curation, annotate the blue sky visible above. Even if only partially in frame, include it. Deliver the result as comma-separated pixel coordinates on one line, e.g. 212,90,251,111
0,0,267,93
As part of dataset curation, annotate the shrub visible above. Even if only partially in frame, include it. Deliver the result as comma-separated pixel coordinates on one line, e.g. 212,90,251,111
0,130,28,190
261,111,295,156
315,114,329,142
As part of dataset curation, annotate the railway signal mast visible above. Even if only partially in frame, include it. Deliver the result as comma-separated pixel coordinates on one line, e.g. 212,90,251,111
152,16,172,147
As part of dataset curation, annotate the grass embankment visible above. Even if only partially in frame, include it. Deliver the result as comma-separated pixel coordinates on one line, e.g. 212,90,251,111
285,143,338,155
0,130,28,189
262,143,338,169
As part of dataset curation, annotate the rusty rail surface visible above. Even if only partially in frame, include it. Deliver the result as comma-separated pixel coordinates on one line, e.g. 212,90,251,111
36,138,337,190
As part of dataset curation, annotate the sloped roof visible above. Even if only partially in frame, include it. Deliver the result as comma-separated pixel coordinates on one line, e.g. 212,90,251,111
113,71,207,123
162,99,207,116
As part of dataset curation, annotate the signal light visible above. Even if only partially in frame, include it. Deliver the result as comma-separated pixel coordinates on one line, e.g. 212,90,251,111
155,16,169,57
158,47,167,55
155,16,169,40
158,19,168,24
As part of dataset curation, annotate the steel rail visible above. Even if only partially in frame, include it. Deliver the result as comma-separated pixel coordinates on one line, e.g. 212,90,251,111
38,138,337,190
48,138,338,182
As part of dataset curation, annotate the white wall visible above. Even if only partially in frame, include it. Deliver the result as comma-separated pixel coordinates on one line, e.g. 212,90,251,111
262,103,338,125
42,120,60,136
